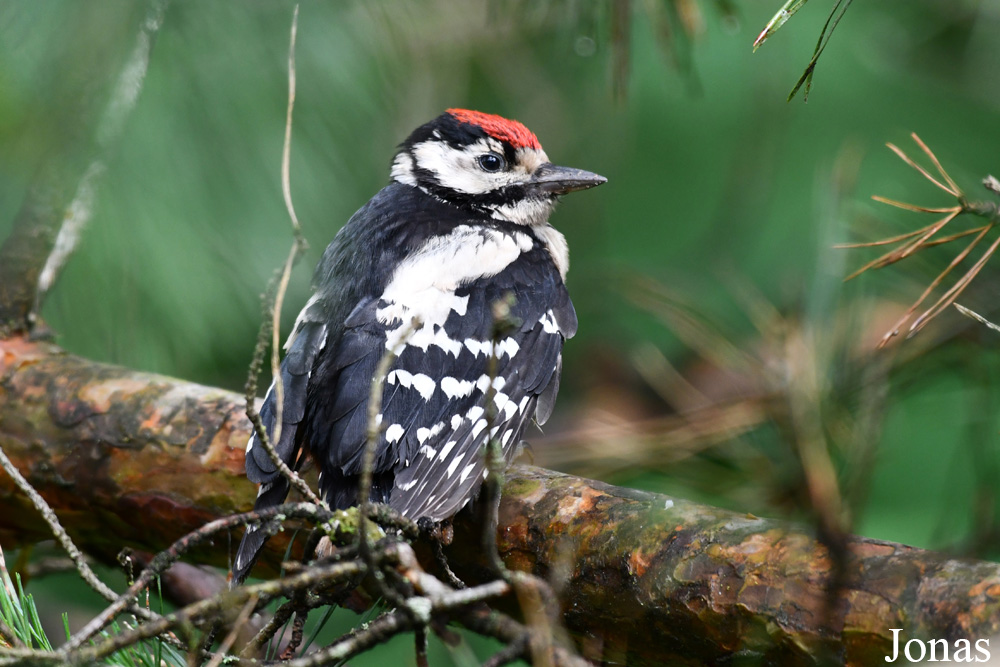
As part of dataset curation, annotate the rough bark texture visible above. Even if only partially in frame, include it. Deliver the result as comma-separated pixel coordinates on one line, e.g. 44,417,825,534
2,335,999,665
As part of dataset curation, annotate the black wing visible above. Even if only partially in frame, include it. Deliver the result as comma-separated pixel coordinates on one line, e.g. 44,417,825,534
232,296,328,584
304,234,576,521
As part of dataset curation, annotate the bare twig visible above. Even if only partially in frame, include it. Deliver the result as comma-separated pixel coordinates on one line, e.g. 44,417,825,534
241,598,297,657
270,3,308,451
0,446,119,606
479,297,572,667
842,135,1000,346
204,594,257,667
64,502,329,652
67,560,364,666
954,303,1000,334
886,141,961,198
414,626,429,667
357,318,419,609
243,3,321,509
482,633,530,667
33,0,169,314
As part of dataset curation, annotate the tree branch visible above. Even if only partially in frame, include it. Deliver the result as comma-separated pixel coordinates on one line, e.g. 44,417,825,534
0,0,167,335
1,335,998,664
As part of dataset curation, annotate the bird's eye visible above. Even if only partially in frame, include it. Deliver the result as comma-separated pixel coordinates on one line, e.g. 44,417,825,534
477,152,506,173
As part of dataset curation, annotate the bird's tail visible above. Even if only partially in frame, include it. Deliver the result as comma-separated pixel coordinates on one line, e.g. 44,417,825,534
231,477,291,586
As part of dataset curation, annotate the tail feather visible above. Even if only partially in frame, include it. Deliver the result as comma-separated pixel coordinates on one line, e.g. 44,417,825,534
231,478,290,586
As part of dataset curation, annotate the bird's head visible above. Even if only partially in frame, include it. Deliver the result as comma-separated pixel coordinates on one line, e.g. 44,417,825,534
390,109,606,226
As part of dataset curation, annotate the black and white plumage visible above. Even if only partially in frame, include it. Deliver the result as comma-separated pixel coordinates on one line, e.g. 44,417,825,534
234,109,605,583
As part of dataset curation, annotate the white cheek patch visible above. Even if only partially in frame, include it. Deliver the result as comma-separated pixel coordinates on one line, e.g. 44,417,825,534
411,138,526,195
390,153,417,186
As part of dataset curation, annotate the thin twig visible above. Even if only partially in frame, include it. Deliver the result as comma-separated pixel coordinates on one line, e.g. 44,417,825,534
482,633,530,667
414,626,429,667
270,3,308,451
0,446,119,606
479,298,571,666
204,594,257,667
911,132,963,197
280,577,512,667
875,224,990,348
909,233,1000,335
886,141,960,197
954,303,1000,334
245,287,323,507
834,222,943,249
66,560,365,665
844,209,961,281
869,196,959,214
432,538,466,589
278,610,308,660
64,502,329,651
32,0,169,315
241,598,297,658
357,318,419,610
243,3,320,509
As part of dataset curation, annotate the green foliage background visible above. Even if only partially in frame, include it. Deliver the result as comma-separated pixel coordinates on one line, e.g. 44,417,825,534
2,0,1000,661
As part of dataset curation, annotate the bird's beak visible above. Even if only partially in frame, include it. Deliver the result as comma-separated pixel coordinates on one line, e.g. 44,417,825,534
528,163,607,195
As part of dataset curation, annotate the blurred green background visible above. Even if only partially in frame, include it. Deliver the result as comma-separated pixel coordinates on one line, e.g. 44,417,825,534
3,0,1000,662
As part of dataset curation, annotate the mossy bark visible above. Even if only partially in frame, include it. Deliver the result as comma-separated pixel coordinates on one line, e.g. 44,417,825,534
1,336,999,665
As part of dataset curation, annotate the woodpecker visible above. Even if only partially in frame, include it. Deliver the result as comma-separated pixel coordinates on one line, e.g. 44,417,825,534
233,109,605,582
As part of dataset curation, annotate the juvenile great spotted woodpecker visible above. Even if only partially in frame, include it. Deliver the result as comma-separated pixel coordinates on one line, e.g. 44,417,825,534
233,109,605,582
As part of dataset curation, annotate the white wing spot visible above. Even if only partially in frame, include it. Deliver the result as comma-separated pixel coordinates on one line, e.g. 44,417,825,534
386,423,405,444
471,419,488,439
497,337,520,358
459,463,476,484
466,406,485,422
397,478,419,491
446,453,465,478
441,376,475,400
451,414,463,430
418,444,438,459
439,441,456,461
494,391,515,419
539,310,559,334
388,369,435,400
417,422,444,444
410,373,436,401
465,338,491,356
388,369,412,386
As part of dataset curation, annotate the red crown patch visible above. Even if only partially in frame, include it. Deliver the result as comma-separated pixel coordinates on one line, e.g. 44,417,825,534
447,108,541,151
